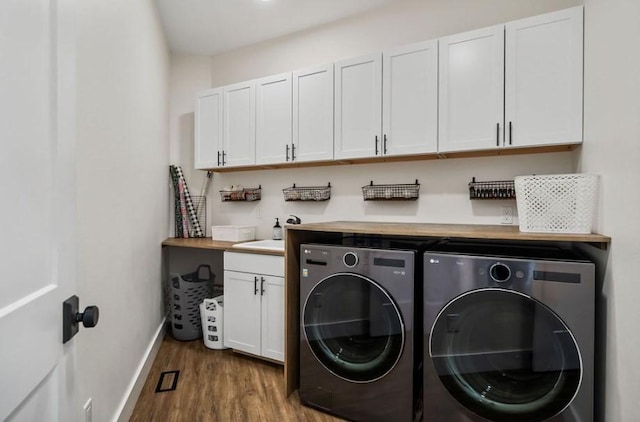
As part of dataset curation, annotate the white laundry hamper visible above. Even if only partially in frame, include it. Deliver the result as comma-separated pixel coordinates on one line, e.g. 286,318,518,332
200,296,228,350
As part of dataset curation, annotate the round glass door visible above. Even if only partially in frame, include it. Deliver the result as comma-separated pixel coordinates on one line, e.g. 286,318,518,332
303,273,404,383
429,288,581,422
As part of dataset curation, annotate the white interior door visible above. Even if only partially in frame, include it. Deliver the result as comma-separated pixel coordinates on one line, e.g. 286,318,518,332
0,0,76,420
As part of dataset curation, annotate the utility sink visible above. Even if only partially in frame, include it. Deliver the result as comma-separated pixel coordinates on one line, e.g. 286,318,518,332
232,239,285,252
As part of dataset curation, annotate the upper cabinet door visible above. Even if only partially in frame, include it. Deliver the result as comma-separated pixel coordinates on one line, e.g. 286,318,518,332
293,64,334,163
334,53,382,159
195,88,223,169
439,26,505,153
383,40,438,156
256,73,292,165
223,81,256,167
505,6,583,148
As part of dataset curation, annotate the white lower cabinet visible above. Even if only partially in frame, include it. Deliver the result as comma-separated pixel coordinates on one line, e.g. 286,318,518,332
223,252,284,363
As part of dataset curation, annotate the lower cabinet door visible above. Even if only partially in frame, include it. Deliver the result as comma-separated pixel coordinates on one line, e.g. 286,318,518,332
223,270,262,355
261,275,285,362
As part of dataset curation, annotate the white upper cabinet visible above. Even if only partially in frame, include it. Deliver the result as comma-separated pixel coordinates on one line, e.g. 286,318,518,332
194,88,223,169
223,80,256,167
334,53,382,159
292,64,335,162
439,6,583,153
505,6,583,147
383,40,438,156
256,73,292,165
438,26,505,153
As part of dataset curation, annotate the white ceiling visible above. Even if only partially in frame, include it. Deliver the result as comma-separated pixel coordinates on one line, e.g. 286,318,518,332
156,0,405,56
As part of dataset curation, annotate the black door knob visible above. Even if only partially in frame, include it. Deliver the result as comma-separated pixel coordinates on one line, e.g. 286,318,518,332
76,306,99,328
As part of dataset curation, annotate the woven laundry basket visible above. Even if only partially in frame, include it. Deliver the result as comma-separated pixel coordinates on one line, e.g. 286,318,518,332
514,174,598,234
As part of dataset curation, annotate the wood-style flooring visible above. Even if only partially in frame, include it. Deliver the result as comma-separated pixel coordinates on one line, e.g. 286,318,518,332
130,335,344,421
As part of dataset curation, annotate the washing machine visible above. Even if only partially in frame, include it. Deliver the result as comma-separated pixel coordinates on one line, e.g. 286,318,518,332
299,244,418,421
423,241,595,422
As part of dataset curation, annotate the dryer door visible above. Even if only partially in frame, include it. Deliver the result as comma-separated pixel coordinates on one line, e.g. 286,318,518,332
429,288,581,422
303,272,404,383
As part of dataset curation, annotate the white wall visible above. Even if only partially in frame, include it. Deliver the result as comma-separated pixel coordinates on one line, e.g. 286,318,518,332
581,0,640,420
168,0,640,420
75,1,170,421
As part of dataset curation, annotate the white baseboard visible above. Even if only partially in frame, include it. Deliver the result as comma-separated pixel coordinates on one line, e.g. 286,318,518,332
113,317,167,422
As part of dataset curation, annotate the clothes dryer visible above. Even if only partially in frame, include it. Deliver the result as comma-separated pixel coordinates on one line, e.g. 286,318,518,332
423,241,595,422
299,244,418,421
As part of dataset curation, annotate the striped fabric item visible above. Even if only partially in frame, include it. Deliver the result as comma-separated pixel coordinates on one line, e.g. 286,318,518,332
169,165,204,238
177,179,189,238
169,165,184,237
174,166,204,237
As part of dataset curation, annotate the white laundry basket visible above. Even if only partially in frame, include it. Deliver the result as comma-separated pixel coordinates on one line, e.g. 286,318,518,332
515,173,599,234
200,296,228,350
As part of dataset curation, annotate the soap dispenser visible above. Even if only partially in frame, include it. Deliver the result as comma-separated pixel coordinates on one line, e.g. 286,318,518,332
272,218,282,240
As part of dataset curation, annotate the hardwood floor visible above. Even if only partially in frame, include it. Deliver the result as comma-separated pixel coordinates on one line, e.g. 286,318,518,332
130,335,344,421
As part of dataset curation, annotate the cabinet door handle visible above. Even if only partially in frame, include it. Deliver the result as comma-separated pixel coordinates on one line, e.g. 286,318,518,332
375,136,379,155
291,143,296,161
383,134,388,155
217,151,221,167
222,151,227,166
509,121,513,145
260,277,265,296
286,144,290,162
496,123,500,147
254,276,258,295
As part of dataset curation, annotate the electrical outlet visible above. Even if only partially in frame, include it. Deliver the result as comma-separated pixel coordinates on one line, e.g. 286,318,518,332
83,398,92,422
500,207,513,224
255,205,262,219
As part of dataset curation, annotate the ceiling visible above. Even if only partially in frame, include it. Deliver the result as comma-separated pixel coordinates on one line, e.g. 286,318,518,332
155,0,405,56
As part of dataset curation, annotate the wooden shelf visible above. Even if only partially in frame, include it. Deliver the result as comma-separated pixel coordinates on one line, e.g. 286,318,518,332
203,144,578,173
162,238,284,256
162,238,238,250
287,221,610,248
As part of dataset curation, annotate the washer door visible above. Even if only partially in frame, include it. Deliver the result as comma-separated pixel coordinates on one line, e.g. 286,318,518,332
429,288,581,422
303,273,405,383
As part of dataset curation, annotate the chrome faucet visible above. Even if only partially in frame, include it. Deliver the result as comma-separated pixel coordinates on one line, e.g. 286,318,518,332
286,215,301,225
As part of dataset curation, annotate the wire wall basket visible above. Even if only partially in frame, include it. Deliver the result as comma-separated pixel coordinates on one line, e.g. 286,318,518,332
174,195,207,238
468,178,516,200
283,183,331,201
362,180,420,201
220,185,262,202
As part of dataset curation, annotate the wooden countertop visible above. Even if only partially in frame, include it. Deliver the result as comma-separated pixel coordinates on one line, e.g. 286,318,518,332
287,221,611,248
162,237,284,256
